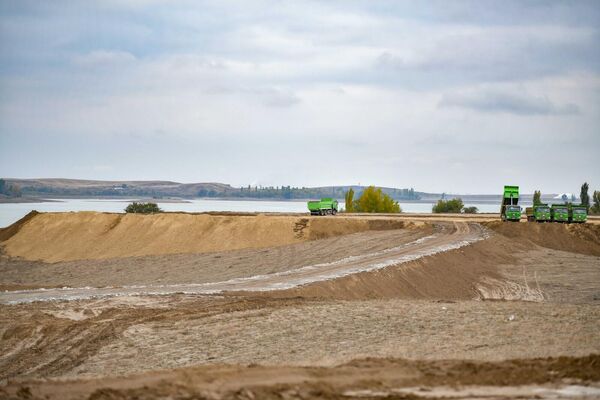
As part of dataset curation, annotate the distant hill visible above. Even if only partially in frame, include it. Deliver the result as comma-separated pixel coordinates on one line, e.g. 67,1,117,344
3,179,423,200
4,178,234,198
2,178,558,203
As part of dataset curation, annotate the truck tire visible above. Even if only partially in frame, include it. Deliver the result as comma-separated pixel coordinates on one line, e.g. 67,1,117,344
332,209,337,215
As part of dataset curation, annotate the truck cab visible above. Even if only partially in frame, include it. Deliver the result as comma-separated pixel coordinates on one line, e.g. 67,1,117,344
526,204,551,222
569,205,587,223
551,205,569,223
504,205,522,221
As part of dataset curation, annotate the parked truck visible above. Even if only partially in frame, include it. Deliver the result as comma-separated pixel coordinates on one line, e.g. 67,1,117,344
307,198,339,215
551,204,569,223
525,203,551,222
569,204,588,223
500,185,521,222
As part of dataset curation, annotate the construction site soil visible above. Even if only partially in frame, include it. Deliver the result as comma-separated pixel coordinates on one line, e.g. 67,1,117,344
0,212,599,399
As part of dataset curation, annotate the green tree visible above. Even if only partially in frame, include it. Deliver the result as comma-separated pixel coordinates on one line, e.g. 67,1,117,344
592,190,600,214
352,186,401,213
580,182,590,211
125,202,162,214
344,188,355,213
462,206,478,214
432,198,464,213
0,179,21,197
533,190,541,205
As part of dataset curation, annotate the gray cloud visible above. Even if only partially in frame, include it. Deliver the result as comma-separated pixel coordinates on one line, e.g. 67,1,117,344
439,90,580,116
73,50,136,68
0,1,599,193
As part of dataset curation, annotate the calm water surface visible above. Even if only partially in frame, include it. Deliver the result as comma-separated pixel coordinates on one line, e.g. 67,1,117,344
0,198,502,228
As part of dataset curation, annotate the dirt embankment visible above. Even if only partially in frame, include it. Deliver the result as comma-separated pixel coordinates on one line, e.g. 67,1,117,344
267,221,600,301
271,236,510,300
485,221,600,256
0,212,408,263
0,228,430,291
2,350,599,399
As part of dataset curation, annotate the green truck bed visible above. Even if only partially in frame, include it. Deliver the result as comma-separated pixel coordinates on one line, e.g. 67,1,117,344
501,185,521,221
307,198,339,215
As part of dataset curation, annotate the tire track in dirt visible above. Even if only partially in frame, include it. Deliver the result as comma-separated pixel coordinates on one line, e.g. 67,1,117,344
0,222,488,304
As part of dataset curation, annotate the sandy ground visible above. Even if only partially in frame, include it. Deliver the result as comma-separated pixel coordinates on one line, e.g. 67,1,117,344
0,225,430,291
0,212,599,399
0,212,409,262
0,222,487,303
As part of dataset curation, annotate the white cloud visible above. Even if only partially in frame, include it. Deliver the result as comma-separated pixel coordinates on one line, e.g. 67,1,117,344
0,1,599,192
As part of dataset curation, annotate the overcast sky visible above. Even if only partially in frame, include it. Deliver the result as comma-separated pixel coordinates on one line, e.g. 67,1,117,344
1,1,598,194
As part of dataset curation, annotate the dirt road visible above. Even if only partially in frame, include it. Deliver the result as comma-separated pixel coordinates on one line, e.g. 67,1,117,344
0,222,487,304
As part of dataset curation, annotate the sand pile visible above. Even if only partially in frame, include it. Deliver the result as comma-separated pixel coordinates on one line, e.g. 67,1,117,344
0,212,407,263
485,221,600,256
266,235,511,300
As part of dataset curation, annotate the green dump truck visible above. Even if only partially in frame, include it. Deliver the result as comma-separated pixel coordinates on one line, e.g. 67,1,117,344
307,198,339,215
501,185,521,222
569,204,588,223
551,204,569,223
525,203,551,222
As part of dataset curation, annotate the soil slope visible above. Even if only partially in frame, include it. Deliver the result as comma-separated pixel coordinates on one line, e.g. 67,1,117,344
0,212,407,262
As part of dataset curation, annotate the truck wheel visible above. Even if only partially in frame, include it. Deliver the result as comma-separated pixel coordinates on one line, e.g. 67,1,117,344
332,209,337,215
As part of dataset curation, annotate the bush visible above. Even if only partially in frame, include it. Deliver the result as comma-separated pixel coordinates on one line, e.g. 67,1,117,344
125,202,162,214
345,186,401,213
432,198,464,213
462,206,478,214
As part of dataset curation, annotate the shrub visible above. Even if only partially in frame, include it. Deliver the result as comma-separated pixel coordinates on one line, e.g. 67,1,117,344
345,186,401,213
462,206,479,214
432,198,464,213
125,202,162,214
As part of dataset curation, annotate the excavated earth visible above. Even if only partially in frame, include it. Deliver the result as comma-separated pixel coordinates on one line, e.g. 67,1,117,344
0,211,599,399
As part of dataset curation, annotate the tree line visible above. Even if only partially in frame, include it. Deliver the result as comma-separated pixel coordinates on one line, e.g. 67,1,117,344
0,179,21,197
534,182,599,214
199,186,421,200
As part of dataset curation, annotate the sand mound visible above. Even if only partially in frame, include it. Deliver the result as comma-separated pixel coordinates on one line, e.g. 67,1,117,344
260,234,519,301
484,221,600,256
0,210,38,242
0,212,408,263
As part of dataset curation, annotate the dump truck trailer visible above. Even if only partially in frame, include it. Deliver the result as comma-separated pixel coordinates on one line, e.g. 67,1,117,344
551,204,569,223
525,203,551,222
307,198,339,215
569,204,588,223
501,185,521,222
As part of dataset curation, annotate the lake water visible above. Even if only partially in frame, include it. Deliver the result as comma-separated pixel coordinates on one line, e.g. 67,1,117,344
0,198,503,228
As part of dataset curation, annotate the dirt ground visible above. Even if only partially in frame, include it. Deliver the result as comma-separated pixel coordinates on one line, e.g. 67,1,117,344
0,212,599,399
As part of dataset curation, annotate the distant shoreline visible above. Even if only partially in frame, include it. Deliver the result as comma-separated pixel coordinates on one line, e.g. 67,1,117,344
0,196,502,204
0,195,530,205
0,196,57,204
